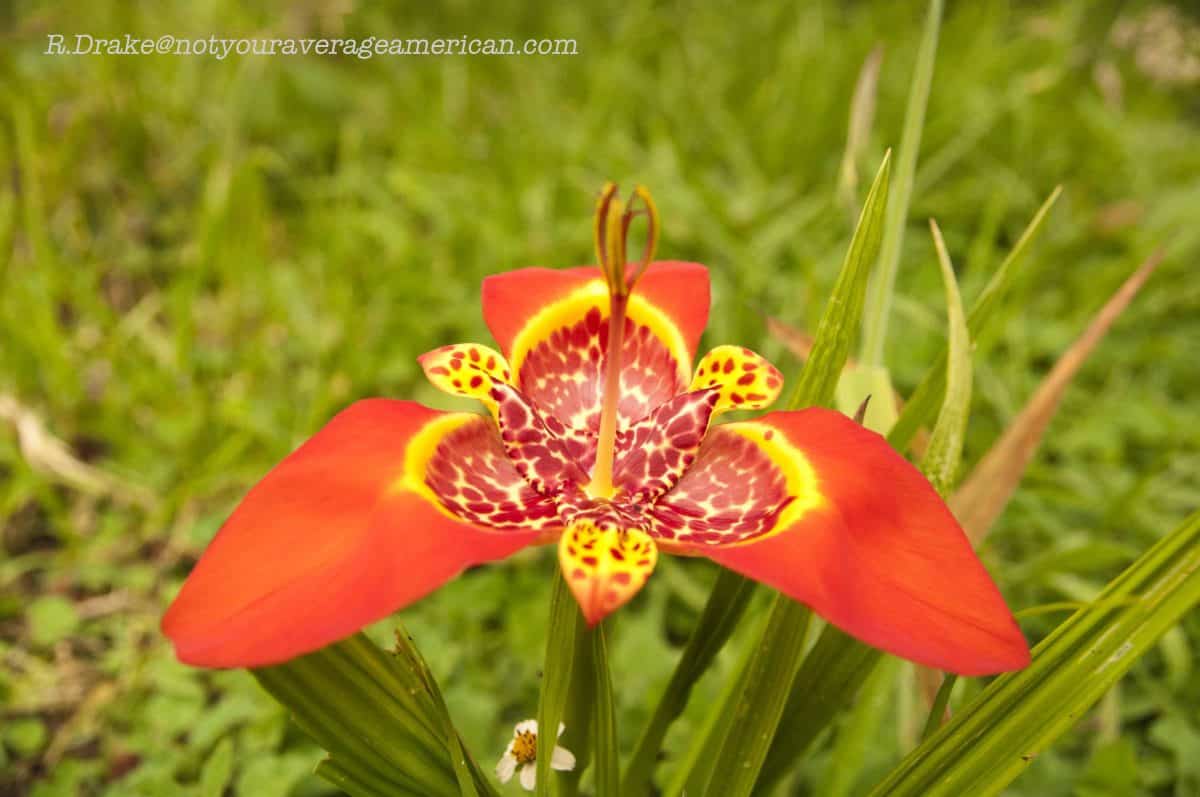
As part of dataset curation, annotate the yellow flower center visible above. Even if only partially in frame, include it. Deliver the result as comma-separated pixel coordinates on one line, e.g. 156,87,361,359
511,729,537,765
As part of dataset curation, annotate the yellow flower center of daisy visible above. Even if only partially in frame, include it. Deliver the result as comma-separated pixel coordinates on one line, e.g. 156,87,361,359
511,729,538,764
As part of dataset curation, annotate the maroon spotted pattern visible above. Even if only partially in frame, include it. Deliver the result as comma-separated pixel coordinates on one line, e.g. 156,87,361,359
424,417,561,531
421,312,791,549
646,427,793,545
517,306,686,435
611,389,720,503
489,382,588,494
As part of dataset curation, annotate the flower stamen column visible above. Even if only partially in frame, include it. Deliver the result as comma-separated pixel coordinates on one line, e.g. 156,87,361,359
587,183,660,500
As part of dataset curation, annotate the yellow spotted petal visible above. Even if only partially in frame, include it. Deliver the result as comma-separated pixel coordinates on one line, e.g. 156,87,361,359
689,345,784,414
558,520,657,625
418,344,512,405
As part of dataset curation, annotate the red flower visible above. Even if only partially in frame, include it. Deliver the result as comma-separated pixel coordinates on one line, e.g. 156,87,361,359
163,186,1029,676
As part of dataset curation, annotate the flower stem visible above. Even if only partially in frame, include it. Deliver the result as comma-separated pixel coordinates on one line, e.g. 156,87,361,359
537,575,582,797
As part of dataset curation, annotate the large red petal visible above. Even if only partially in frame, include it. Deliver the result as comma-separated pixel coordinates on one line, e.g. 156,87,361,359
162,400,543,668
481,261,710,360
684,409,1030,676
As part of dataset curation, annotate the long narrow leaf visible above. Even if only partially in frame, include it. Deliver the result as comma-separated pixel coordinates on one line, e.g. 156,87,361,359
819,657,898,797
698,153,892,796
620,570,755,796
757,215,972,793
922,218,971,495
757,628,882,790
951,248,1164,545
669,639,759,796
590,625,619,797
393,627,492,797
870,509,1200,796
252,633,465,797
536,575,583,797
702,602,814,797
788,151,893,409
859,0,943,367
890,186,1062,450
837,45,885,216
560,620,597,797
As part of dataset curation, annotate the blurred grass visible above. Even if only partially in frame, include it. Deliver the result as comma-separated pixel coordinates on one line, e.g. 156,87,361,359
1,0,1198,795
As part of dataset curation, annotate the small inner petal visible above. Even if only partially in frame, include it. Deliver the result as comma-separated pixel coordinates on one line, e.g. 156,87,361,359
611,388,720,503
490,382,589,494
689,345,783,415
419,343,512,405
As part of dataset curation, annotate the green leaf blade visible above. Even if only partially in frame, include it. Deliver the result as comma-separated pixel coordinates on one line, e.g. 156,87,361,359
694,152,892,797
859,0,943,367
921,218,971,495
536,575,582,797
889,186,1061,452
870,510,1200,797
789,151,893,411
621,569,756,797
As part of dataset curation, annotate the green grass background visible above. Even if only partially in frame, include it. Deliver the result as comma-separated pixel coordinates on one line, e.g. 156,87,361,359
2,0,1199,794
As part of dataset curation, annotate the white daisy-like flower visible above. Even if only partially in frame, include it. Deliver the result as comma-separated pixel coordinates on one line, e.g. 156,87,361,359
495,719,576,791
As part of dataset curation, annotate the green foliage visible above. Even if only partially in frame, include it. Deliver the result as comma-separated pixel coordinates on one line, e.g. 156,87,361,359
2,0,1199,795
254,632,474,797
859,0,942,368
922,219,971,496
699,154,890,796
535,577,582,797
870,509,1200,796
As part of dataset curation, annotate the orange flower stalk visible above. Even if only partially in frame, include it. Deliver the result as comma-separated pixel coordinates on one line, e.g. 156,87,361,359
162,185,1029,676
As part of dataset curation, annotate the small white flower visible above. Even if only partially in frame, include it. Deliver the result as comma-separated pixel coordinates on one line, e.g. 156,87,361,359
495,719,576,791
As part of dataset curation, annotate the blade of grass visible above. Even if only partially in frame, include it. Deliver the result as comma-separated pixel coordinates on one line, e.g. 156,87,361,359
788,151,892,409
869,509,1200,797
922,219,971,496
837,45,885,217
620,570,756,796
559,621,596,797
920,674,957,743
668,636,759,797
628,153,892,797
392,627,492,797
889,186,1062,450
819,657,898,797
699,153,891,797
702,601,814,796
756,217,972,792
756,628,883,791
859,0,943,367
315,757,426,797
536,575,583,797
951,248,1164,546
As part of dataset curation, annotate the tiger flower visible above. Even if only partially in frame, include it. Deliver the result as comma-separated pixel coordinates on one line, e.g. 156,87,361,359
162,184,1029,676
